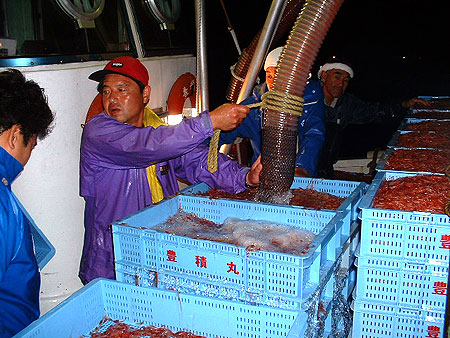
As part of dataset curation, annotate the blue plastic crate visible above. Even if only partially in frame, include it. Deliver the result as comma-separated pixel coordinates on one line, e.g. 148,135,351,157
352,299,445,338
397,118,450,131
12,193,55,270
112,195,351,310
180,177,367,223
409,96,450,114
418,96,450,100
375,147,447,176
358,171,450,265
387,130,448,150
14,278,307,338
354,249,449,311
408,96,450,117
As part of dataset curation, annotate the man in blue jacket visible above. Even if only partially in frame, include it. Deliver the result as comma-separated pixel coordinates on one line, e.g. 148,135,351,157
80,56,262,284
219,47,325,177
0,69,54,337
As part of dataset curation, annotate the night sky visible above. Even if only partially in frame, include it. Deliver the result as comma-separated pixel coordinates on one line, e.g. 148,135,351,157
204,0,450,157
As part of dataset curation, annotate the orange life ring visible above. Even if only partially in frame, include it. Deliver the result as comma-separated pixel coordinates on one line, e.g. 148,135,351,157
85,93,103,124
166,72,196,115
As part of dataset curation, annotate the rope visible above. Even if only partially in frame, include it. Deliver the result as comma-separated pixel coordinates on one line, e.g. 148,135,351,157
248,90,305,116
229,64,245,82
207,90,305,173
207,129,221,173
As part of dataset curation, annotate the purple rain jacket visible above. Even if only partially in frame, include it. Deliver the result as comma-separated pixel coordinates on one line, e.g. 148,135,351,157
79,111,250,284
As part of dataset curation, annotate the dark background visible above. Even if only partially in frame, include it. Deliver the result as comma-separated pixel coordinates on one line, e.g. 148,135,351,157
200,0,450,158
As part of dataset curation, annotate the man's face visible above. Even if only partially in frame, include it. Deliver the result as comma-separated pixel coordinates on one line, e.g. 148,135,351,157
101,74,150,127
265,66,277,91
322,69,351,101
15,133,37,166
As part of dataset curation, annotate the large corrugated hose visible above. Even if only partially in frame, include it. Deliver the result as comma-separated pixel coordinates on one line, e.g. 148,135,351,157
226,0,304,103
256,0,344,203
209,0,304,173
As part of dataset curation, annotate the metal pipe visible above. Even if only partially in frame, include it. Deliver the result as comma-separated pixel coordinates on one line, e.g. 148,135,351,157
195,0,209,112
236,0,287,104
122,0,145,58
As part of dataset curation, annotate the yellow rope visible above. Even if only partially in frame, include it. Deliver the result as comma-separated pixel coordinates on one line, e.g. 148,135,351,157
260,90,305,116
207,129,221,173
207,90,305,173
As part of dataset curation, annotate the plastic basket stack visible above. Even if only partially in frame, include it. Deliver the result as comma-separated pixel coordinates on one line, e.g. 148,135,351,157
15,177,366,338
110,177,367,337
15,278,307,338
352,97,450,338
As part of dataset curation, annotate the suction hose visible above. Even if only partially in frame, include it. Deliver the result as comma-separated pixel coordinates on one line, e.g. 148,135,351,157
257,0,344,203
226,0,304,103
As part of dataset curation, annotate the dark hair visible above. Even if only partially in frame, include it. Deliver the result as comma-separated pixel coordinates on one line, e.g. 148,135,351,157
0,69,54,145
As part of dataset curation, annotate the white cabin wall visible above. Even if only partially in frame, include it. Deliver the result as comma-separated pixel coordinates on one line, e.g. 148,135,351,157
1,55,196,314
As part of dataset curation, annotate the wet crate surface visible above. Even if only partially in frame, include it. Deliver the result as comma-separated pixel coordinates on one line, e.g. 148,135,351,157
358,171,450,265
397,118,450,132
112,195,350,310
354,251,449,311
14,279,307,338
352,300,445,338
180,177,367,223
387,130,450,150
375,147,448,176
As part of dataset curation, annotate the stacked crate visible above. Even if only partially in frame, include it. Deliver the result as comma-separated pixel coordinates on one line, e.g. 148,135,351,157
352,98,450,338
15,178,366,337
111,177,367,337
15,278,307,338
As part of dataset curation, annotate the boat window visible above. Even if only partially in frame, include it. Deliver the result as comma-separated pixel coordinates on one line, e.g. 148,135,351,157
0,0,131,66
0,0,195,67
132,0,195,57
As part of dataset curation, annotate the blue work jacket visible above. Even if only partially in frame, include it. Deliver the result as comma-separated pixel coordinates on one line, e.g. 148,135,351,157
219,80,325,176
0,147,40,337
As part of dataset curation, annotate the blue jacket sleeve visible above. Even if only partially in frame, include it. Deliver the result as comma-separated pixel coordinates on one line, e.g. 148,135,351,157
218,90,263,164
295,81,325,176
81,111,214,169
219,94,262,147
171,143,249,193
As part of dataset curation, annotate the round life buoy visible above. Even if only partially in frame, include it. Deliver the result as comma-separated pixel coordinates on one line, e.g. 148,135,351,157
85,93,103,124
166,72,196,115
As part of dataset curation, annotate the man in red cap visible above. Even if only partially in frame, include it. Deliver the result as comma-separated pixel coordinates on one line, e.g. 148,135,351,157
79,56,262,284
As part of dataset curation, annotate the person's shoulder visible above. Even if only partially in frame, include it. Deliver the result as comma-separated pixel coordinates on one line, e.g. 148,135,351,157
83,112,123,138
84,112,115,129
240,84,264,105
144,107,167,127
305,79,324,101
340,92,360,103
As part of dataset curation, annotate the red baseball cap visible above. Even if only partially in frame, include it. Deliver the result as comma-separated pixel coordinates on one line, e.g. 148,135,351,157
89,56,149,86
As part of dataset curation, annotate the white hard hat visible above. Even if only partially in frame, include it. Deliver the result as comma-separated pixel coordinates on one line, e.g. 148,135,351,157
264,47,283,71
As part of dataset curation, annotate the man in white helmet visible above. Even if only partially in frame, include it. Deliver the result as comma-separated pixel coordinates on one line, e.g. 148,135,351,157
316,56,429,178
219,46,325,177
